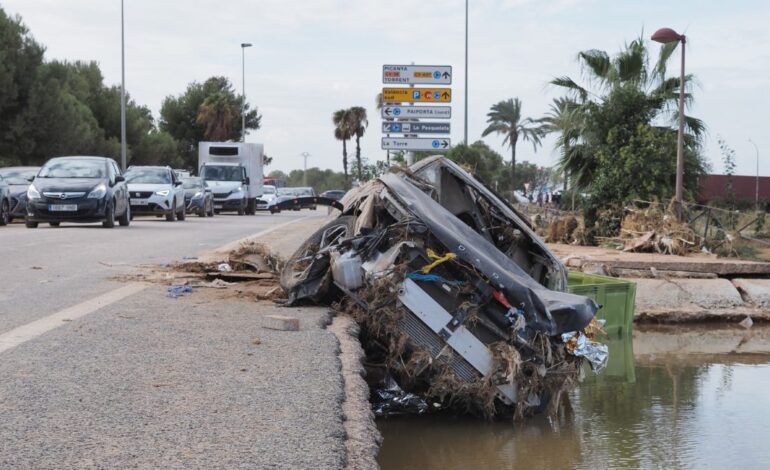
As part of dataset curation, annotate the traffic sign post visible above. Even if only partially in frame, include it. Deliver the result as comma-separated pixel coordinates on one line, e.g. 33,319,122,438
382,122,450,135
383,65,452,85
380,63,453,155
381,105,451,119
382,87,451,103
382,137,451,151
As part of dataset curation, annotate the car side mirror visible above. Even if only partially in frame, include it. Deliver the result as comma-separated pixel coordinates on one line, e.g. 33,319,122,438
27,176,35,182
115,175,125,183
243,177,250,185
174,181,183,186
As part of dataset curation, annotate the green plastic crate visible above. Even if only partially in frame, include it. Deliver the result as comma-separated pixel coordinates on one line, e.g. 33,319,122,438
567,271,636,336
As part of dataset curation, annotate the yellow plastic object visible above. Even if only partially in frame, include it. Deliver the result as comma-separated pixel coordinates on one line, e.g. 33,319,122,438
420,249,457,274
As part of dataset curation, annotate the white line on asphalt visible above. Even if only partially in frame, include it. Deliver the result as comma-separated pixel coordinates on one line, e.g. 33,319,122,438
0,283,148,354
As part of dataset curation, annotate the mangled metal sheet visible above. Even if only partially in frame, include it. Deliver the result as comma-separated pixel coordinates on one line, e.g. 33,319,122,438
280,157,605,418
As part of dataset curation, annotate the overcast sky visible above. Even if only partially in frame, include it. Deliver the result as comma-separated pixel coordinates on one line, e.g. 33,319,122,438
4,0,769,177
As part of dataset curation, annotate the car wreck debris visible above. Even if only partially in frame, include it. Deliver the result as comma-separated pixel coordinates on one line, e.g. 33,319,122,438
280,157,605,418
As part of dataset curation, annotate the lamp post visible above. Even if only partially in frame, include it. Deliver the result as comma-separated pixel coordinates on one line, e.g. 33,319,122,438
300,152,311,187
240,43,252,142
464,0,469,145
749,139,759,210
652,27,686,220
120,0,127,170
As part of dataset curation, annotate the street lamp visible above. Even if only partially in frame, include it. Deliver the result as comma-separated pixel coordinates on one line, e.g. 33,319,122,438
300,152,311,187
652,27,686,220
464,0,469,145
240,43,252,143
120,0,127,170
749,139,760,210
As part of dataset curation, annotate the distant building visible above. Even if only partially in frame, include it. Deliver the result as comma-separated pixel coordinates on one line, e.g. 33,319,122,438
698,174,770,209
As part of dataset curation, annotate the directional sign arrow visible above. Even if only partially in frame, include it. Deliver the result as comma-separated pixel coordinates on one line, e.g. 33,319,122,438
382,122,451,135
381,137,452,151
382,65,453,85
380,106,451,119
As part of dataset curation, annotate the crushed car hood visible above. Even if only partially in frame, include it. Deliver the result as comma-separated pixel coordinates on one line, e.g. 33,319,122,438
380,172,596,336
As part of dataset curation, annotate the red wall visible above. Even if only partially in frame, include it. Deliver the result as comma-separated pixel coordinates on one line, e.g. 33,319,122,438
698,174,770,204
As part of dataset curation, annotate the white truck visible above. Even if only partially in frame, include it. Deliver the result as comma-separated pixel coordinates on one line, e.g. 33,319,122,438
198,142,264,215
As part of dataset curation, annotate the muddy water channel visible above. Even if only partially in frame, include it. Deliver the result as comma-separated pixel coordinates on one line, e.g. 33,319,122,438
378,324,770,469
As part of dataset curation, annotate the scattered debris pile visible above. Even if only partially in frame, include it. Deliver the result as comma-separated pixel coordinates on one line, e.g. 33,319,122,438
280,156,607,418
128,241,286,302
620,203,697,255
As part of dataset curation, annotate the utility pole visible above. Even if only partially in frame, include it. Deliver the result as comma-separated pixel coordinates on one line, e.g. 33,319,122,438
749,138,760,210
241,43,252,142
120,0,127,170
301,152,311,186
464,0,469,145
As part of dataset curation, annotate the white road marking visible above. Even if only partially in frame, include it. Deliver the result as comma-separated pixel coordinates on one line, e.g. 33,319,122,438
0,283,148,354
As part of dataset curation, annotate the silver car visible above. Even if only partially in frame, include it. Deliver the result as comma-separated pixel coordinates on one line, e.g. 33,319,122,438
124,166,186,221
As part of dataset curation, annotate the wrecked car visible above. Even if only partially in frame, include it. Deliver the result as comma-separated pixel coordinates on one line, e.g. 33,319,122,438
280,156,606,417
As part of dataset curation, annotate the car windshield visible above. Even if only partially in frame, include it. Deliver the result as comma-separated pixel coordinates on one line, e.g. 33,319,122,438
202,166,243,182
0,168,38,184
296,188,314,196
278,188,296,196
182,177,202,189
263,185,276,195
125,168,171,184
38,159,105,178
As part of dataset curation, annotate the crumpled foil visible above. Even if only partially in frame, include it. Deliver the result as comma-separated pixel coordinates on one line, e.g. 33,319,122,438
561,331,609,372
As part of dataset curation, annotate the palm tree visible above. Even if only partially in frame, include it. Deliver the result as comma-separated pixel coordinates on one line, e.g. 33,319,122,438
481,98,543,187
549,36,705,190
348,106,368,180
197,92,240,141
333,109,353,185
538,97,585,191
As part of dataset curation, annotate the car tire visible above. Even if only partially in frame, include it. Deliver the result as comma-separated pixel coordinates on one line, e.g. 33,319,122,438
207,201,214,217
0,200,9,226
177,203,186,221
49,222,60,227
119,203,130,227
198,208,206,217
280,215,356,303
25,219,38,228
102,200,116,228
237,202,245,216
166,202,177,222
247,199,256,215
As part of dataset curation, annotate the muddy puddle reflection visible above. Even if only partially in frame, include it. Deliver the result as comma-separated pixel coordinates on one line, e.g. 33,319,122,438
378,324,770,469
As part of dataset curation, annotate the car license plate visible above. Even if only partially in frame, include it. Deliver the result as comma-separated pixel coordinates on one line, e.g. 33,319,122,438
49,204,77,211
214,204,223,209
132,199,150,205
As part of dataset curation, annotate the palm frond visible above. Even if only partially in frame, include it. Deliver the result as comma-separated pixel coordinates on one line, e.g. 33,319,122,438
578,49,612,83
550,76,589,101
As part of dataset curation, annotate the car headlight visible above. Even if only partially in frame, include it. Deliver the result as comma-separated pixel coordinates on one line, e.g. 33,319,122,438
87,183,107,199
27,185,41,200
155,189,170,196
193,191,203,198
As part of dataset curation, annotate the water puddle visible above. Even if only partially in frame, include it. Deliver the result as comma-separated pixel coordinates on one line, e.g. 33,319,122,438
378,324,770,469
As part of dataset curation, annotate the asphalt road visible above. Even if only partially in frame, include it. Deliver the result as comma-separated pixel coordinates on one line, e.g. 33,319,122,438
0,211,348,468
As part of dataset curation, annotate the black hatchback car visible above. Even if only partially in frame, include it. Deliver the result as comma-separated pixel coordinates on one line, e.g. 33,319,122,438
26,156,131,228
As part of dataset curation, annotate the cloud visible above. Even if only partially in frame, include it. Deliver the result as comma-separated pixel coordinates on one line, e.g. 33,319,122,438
2,0,769,176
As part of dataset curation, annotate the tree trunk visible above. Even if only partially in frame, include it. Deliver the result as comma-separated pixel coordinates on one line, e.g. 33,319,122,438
355,134,362,181
510,137,517,194
342,139,349,187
